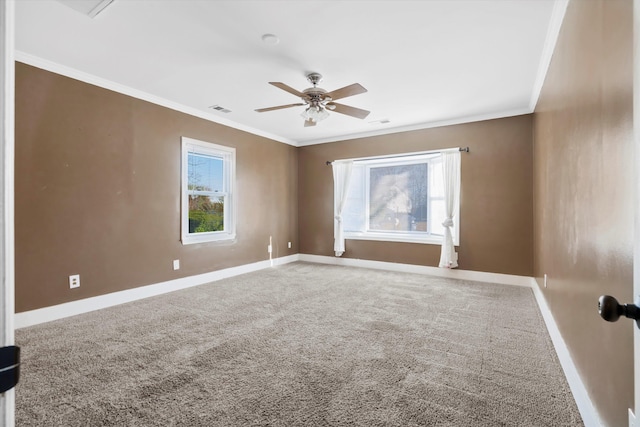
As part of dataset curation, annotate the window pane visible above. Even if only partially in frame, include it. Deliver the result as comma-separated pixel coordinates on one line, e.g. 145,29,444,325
182,137,236,244
188,152,224,192
188,195,224,233
369,163,428,232
344,164,366,232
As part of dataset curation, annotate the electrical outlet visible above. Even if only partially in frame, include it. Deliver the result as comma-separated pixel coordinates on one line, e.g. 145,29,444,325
267,245,272,253
173,259,180,270
544,274,548,288
288,241,292,249
69,274,80,289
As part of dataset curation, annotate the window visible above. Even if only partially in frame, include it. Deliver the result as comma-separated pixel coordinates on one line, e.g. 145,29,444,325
181,137,235,244
342,153,459,245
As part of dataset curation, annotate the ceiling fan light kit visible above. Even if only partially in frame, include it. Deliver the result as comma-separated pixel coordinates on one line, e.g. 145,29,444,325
255,73,370,127
301,105,329,123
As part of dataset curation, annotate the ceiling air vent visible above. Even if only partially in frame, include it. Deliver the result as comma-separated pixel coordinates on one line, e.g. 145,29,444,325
56,0,115,18
209,105,232,114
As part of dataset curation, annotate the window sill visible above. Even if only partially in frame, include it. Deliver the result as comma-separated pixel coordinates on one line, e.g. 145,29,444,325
344,233,459,246
181,232,236,245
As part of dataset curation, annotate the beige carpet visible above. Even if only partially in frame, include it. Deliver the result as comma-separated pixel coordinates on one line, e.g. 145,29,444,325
16,262,583,426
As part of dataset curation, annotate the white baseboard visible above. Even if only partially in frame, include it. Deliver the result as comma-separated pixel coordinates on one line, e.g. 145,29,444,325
298,254,533,287
15,254,299,329
299,253,599,426
15,252,598,427
15,254,531,330
530,278,603,427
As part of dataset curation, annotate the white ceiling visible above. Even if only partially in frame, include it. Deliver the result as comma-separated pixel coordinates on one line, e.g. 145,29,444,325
15,0,562,146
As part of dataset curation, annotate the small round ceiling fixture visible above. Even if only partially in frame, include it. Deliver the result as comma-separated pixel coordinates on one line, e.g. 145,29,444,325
261,34,280,45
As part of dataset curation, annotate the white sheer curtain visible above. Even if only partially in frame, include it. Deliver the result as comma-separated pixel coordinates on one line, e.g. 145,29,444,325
332,161,353,257
439,149,461,268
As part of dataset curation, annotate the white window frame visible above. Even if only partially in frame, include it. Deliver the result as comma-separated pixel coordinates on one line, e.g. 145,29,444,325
181,137,236,244
343,153,460,246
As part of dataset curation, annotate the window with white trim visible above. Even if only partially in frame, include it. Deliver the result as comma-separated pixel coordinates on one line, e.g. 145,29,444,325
181,137,236,244
342,153,459,245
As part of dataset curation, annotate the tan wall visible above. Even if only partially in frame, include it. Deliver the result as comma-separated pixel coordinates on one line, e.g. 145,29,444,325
15,63,298,313
298,115,534,276
533,0,634,425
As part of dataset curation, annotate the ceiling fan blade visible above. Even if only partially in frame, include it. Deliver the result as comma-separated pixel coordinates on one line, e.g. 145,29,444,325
304,119,316,127
324,83,367,101
329,103,371,120
269,82,305,98
255,103,305,113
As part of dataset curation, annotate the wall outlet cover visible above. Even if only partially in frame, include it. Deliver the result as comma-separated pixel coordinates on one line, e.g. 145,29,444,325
69,274,80,289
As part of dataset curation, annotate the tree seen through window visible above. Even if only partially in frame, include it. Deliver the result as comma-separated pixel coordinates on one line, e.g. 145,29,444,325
369,163,428,232
187,152,224,233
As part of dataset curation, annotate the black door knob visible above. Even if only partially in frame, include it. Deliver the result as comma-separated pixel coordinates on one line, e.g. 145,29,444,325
598,295,640,327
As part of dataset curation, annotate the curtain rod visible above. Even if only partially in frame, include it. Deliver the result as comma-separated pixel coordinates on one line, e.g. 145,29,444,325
325,146,469,165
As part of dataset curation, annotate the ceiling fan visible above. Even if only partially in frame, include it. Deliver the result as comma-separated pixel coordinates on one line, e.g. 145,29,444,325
255,73,370,127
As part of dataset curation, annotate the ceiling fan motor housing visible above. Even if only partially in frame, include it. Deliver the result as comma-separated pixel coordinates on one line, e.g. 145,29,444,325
302,87,331,107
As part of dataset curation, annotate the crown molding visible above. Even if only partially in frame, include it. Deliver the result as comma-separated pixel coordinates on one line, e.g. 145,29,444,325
14,51,298,147
16,42,553,149
528,0,570,111
296,107,533,147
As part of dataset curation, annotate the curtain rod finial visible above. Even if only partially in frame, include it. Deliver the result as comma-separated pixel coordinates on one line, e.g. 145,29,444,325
326,161,332,165
460,147,469,153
